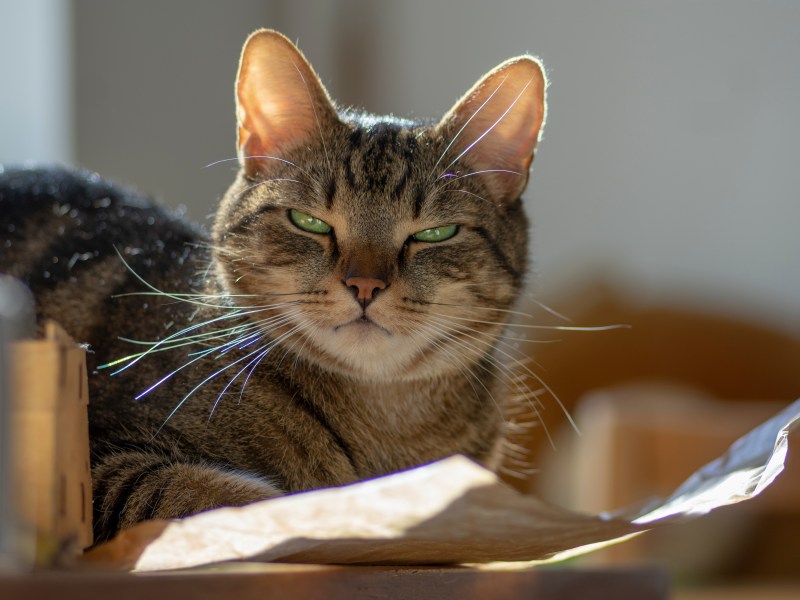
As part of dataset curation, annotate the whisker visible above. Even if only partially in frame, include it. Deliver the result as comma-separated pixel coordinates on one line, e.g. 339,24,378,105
440,189,493,204
103,305,299,372
413,323,505,422
112,293,305,311
272,319,311,370
208,339,269,421
428,316,572,440
153,311,302,428
289,321,320,378
428,313,544,348
110,325,259,361
513,389,555,451
125,311,300,397
154,338,279,436
112,248,305,310
208,321,305,420
237,177,314,201
204,155,314,180
436,168,521,184
406,299,536,319
438,76,535,178
524,297,574,322
430,73,509,178
134,336,248,401
426,311,629,332
292,59,331,175
103,311,251,371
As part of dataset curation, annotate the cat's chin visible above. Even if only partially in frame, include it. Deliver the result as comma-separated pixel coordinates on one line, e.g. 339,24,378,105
302,319,429,380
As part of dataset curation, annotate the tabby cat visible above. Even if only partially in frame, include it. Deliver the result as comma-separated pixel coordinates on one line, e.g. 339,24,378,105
0,30,546,543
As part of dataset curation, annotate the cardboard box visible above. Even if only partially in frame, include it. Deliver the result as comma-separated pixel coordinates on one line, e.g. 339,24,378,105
7,321,92,562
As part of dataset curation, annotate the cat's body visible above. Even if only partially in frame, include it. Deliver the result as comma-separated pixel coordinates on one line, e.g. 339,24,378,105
0,31,546,543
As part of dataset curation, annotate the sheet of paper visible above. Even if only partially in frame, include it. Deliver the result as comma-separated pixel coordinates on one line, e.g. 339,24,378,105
86,398,800,572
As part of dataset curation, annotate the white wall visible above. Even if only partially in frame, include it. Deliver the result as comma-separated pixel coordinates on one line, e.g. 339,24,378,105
0,0,73,164
354,1,800,331
72,1,277,220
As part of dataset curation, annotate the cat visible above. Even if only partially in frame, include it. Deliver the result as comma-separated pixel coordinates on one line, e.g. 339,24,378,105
0,29,546,544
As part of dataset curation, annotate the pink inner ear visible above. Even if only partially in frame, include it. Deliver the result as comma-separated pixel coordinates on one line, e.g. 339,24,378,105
238,128,267,175
235,31,337,174
439,57,546,203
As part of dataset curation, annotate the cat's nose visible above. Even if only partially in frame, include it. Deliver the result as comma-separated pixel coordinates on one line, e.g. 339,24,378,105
345,276,388,307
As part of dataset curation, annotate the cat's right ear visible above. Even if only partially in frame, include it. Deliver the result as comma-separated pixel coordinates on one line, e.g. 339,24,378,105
235,30,337,177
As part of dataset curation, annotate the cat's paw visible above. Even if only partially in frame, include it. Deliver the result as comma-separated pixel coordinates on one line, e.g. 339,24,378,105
152,462,284,517
93,452,284,541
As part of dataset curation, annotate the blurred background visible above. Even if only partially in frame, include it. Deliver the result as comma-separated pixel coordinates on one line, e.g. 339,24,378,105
2,0,799,594
2,0,799,333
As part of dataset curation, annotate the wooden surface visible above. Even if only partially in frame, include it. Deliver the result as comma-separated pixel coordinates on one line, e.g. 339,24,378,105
0,565,670,600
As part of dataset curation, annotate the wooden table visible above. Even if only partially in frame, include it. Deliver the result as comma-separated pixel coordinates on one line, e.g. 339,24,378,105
0,564,670,600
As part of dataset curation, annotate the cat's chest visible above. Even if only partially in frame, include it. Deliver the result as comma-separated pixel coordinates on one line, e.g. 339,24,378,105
174,360,502,489
314,379,503,479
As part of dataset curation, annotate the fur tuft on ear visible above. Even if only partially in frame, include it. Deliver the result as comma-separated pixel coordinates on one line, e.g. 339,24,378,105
235,29,337,177
436,56,547,204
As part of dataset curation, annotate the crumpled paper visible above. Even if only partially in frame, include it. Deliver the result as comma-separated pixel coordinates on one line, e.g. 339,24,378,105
86,399,800,572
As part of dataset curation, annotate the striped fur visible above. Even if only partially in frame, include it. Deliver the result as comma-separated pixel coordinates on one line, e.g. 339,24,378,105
0,30,546,543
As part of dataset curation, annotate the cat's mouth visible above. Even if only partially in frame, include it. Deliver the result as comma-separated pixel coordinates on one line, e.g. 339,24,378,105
334,314,391,336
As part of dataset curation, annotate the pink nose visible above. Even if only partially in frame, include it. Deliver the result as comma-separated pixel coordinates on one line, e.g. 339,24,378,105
345,276,387,306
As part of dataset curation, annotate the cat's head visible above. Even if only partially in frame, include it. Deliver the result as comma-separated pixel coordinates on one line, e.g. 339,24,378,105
212,30,546,380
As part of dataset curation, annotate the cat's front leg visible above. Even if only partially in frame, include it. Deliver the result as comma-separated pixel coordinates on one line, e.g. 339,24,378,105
91,450,283,543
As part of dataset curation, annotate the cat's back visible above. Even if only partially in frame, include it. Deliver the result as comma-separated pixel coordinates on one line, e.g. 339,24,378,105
0,165,205,345
0,165,200,276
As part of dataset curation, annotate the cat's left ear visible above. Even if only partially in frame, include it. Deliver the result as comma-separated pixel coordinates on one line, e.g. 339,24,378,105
235,30,338,177
437,56,547,204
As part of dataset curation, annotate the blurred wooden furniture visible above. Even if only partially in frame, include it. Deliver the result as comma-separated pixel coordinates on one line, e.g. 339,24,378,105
516,280,800,476
564,390,797,516
518,279,800,580
544,389,800,573
673,584,800,600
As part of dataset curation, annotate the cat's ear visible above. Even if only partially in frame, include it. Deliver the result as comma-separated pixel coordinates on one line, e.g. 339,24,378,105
437,56,547,204
236,30,337,177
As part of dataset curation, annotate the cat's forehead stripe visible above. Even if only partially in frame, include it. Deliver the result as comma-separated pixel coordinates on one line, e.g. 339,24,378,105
413,186,426,220
340,121,421,206
324,176,336,210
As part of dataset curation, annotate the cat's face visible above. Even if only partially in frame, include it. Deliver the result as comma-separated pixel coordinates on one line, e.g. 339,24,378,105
212,30,545,380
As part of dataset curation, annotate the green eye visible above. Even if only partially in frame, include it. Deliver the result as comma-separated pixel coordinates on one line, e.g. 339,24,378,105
289,209,332,234
412,224,459,243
